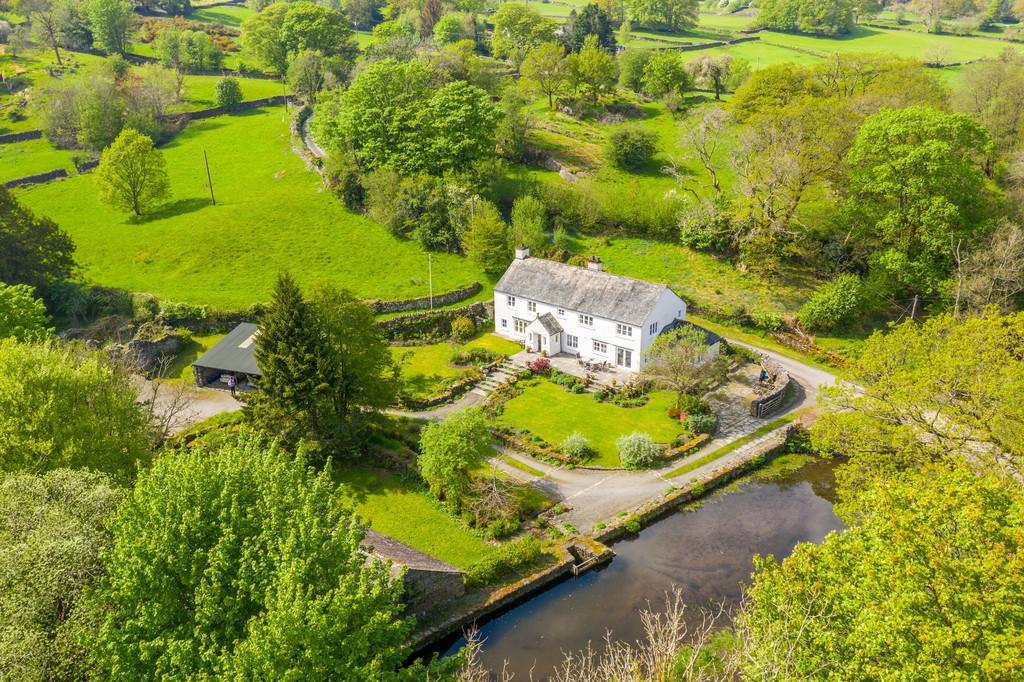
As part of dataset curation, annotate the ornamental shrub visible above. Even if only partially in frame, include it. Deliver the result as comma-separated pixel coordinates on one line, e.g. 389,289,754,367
751,311,786,332
677,393,710,416
215,77,243,111
487,516,520,540
799,273,862,332
450,316,475,342
529,356,551,373
605,125,658,170
685,412,718,435
561,431,592,462
617,432,660,470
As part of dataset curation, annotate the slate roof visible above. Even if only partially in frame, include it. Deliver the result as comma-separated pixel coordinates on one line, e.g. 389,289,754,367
661,319,723,347
362,529,463,574
495,258,672,326
191,322,262,376
535,312,563,334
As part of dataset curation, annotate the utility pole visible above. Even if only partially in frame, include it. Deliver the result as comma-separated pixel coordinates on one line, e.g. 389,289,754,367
282,77,288,112
428,252,434,310
203,150,215,206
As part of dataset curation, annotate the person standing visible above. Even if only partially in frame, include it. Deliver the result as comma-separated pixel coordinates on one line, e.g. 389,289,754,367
227,374,237,397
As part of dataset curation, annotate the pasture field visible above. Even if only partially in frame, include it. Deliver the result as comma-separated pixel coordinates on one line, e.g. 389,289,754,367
0,137,78,183
15,106,487,309
187,4,253,28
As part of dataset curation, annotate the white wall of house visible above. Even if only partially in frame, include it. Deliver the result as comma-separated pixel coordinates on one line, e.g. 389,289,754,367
493,287,687,371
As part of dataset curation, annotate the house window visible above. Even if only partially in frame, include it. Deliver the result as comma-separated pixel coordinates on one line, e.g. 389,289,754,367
579,314,594,326
566,334,578,349
557,308,565,317
514,318,527,334
501,319,507,329
507,295,516,307
592,340,607,354
527,301,537,312
649,322,658,335
616,348,632,368
616,324,633,337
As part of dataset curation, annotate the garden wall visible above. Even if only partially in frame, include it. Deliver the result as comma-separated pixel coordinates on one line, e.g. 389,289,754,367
377,302,488,343
749,354,790,418
0,129,42,145
368,282,482,314
184,95,290,121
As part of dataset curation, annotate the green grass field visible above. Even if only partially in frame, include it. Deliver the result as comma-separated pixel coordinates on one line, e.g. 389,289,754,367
187,4,253,28
178,73,285,109
16,106,488,309
0,137,80,183
497,379,686,467
334,466,498,569
166,333,224,381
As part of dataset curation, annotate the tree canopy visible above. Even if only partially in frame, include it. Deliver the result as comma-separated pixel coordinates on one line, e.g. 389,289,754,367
0,340,152,481
0,283,53,342
0,187,75,294
96,128,171,217
759,0,856,35
91,433,414,680
242,1,357,73
489,2,556,64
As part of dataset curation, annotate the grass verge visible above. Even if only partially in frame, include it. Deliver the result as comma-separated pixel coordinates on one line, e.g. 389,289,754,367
664,412,799,480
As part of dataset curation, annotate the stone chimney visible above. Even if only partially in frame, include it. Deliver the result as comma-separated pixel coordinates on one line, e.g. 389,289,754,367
587,256,603,271
515,244,530,260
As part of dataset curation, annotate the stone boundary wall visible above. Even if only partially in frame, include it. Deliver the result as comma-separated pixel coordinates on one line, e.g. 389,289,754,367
184,95,289,121
76,158,100,173
665,35,760,51
4,168,68,188
369,282,482,314
0,129,42,145
749,354,790,418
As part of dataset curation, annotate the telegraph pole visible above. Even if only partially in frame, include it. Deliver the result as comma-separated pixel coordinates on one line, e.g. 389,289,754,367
203,150,216,206
428,253,434,310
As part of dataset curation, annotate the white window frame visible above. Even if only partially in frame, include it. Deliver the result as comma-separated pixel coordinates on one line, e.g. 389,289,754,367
616,323,633,337
592,340,607,354
507,295,516,307
527,301,537,312
616,347,632,368
579,314,594,327
514,318,527,334
566,334,578,349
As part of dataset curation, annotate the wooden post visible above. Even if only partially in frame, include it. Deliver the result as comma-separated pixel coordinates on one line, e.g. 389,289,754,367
204,150,216,206
428,253,434,310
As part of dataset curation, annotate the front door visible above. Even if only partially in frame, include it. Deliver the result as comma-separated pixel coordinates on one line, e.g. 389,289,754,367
616,348,632,368
532,333,543,352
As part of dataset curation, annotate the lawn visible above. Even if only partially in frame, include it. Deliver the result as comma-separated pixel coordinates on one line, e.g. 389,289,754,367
393,333,521,399
496,379,687,467
0,137,80,183
15,106,488,309
333,466,498,569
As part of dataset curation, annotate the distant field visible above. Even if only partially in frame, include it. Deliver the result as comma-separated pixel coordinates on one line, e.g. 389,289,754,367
758,25,1013,62
187,4,253,28
0,138,79,183
16,106,487,309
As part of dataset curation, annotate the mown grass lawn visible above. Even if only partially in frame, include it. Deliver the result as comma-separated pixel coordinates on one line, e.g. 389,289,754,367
16,106,488,309
165,333,224,381
496,379,686,467
393,333,521,399
333,466,498,569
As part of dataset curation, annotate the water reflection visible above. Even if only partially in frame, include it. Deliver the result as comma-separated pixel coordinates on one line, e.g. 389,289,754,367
441,457,843,679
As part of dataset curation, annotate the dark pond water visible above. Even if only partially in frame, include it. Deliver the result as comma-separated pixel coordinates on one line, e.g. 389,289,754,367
440,457,844,680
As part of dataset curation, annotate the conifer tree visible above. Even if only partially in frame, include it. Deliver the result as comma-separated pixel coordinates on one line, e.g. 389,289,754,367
246,272,328,449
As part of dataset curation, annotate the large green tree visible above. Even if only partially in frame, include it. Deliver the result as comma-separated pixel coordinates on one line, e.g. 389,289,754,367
91,433,415,680
0,469,120,682
521,42,570,109
566,3,616,52
462,199,510,276
0,340,152,480
628,0,698,32
738,461,1024,679
96,128,171,217
0,187,75,293
844,106,996,296
0,283,53,342
314,59,498,176
418,408,490,510
489,2,556,64
307,283,400,441
87,0,132,55
243,1,357,73
568,34,617,103
759,0,855,35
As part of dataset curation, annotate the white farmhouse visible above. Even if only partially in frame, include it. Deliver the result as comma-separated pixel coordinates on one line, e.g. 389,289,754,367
493,247,720,371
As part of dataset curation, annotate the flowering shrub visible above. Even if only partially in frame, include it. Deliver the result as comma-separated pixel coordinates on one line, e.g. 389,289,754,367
529,357,551,373
617,432,660,470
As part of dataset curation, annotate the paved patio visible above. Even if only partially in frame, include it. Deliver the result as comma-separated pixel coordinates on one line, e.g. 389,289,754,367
509,350,633,387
